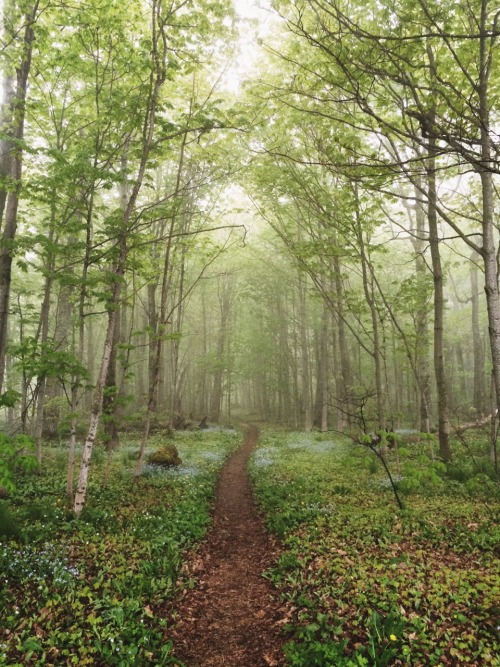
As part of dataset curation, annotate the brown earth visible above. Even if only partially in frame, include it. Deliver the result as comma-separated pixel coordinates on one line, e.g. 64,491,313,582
170,425,286,667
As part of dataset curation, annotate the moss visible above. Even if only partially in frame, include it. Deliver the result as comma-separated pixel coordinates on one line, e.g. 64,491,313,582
147,444,182,468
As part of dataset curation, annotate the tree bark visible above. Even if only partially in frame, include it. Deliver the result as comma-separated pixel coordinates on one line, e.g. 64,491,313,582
412,181,432,432
298,270,312,432
319,303,329,431
0,2,39,395
476,0,500,473
0,73,13,227
102,154,130,453
354,186,385,430
470,255,486,415
74,304,119,516
102,303,121,451
210,274,234,423
427,134,451,461
332,256,352,428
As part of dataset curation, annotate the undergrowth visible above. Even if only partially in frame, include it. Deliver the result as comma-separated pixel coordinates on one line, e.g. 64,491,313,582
0,429,240,666
250,431,500,666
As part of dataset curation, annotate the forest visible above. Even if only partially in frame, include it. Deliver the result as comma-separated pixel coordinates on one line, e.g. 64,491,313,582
0,0,499,666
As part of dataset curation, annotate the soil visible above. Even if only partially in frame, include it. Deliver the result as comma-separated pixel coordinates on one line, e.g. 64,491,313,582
170,425,286,667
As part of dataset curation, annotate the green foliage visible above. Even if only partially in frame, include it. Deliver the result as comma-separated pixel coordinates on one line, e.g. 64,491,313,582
0,502,21,539
9,337,88,385
0,389,21,408
283,609,406,666
396,461,445,496
285,638,369,666
447,459,498,485
0,429,240,665
0,433,38,493
465,473,500,500
365,610,405,667
251,432,500,667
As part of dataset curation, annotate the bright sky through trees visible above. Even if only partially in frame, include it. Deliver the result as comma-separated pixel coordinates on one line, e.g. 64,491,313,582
226,0,275,91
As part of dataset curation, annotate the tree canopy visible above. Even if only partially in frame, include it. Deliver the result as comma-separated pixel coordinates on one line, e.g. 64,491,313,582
0,0,498,506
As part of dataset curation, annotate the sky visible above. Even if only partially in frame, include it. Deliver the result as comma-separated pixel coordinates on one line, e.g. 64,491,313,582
225,0,276,92
0,0,277,102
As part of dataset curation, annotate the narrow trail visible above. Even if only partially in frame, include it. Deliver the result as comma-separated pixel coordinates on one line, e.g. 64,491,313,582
171,426,285,667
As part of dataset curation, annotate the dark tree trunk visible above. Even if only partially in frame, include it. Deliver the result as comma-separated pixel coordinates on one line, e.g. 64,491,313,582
0,3,39,394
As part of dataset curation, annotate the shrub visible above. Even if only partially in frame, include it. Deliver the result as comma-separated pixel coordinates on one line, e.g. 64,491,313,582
21,502,57,523
0,502,21,539
446,462,471,482
465,473,499,499
0,433,38,492
397,475,421,495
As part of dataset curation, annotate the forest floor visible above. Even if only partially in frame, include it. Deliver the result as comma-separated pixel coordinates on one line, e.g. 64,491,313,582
170,426,286,667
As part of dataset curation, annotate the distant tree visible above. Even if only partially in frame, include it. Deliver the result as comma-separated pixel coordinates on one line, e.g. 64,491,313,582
271,0,500,460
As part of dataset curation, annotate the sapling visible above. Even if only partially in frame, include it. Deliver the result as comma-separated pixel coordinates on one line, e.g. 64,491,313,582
319,426,405,509
359,431,405,510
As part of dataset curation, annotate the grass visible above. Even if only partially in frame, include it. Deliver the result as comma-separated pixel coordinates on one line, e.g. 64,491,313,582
249,431,500,667
0,428,240,667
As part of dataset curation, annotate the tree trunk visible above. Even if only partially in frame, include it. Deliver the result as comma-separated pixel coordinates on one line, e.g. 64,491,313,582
455,343,468,411
354,186,385,430
170,241,187,422
33,273,52,461
210,275,234,423
470,255,486,415
103,155,130,453
68,197,94,497
298,271,312,432
196,291,209,417
0,68,13,227
0,3,39,395
74,0,167,513
477,1,500,475
332,256,352,427
320,306,329,431
67,383,79,499
74,302,119,515
427,136,451,462
412,182,432,432
135,134,188,477
102,304,121,452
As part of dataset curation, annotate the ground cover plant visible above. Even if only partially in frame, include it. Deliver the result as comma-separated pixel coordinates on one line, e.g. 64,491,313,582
0,428,240,666
250,431,500,666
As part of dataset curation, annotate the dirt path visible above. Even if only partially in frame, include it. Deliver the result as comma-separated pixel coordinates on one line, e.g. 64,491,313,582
170,426,285,667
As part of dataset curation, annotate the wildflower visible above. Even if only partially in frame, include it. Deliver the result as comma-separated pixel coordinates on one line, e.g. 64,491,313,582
390,634,397,641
